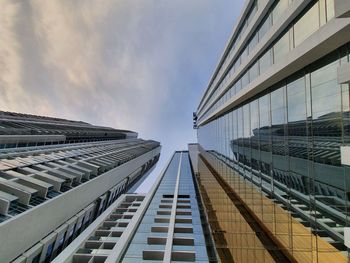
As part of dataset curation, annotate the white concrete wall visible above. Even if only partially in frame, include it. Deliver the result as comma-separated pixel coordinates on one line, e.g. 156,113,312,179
0,146,160,263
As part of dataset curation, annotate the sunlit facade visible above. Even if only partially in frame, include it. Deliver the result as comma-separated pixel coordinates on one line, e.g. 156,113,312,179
194,0,350,262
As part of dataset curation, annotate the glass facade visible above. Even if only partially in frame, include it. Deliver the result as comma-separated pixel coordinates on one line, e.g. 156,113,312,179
121,152,212,263
197,45,350,261
198,0,336,124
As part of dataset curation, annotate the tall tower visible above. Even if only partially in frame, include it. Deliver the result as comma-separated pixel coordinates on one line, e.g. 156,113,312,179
194,0,350,262
0,111,160,263
53,151,217,263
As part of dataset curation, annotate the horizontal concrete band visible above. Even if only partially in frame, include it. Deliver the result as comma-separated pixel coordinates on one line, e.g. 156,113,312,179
197,0,311,116
0,146,160,263
198,19,350,126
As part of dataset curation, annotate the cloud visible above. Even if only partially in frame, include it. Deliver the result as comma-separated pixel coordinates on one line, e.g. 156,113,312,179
0,0,244,191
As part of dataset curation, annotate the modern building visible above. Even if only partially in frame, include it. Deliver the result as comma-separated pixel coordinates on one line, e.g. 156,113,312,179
193,0,350,262
53,151,217,263
0,111,160,263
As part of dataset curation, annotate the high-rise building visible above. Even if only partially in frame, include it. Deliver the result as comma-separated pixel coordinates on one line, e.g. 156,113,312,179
53,151,217,263
193,0,350,262
0,111,160,263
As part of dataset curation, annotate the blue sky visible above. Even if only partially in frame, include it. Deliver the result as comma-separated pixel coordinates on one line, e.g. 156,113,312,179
0,0,244,192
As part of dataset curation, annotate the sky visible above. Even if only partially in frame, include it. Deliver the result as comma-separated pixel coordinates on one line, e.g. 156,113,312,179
0,0,244,193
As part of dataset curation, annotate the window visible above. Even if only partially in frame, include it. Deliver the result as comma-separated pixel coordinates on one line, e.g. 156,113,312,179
241,71,250,88
310,61,340,119
273,33,290,63
32,254,41,263
249,61,259,81
249,33,259,54
259,49,272,75
259,14,272,41
287,76,306,123
272,0,289,23
44,243,54,263
294,2,320,46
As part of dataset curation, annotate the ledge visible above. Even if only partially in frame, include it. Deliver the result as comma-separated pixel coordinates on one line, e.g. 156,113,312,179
198,18,350,126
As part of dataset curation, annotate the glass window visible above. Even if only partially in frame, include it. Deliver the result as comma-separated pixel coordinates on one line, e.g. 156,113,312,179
287,76,306,123
271,86,288,193
232,110,238,162
251,100,260,137
45,243,54,262
271,86,286,126
241,71,250,88
250,61,259,81
272,0,289,24
236,78,242,93
241,47,249,63
294,2,320,46
236,56,241,69
243,104,251,139
259,94,271,177
259,49,272,75
259,14,272,41
249,33,259,54
311,61,340,118
197,45,350,255
310,59,343,204
273,33,290,63
287,76,309,194
243,104,252,169
250,100,260,172
340,45,349,65
247,0,258,26
237,108,244,166
228,111,233,160
32,254,41,263
5,143,16,148
342,83,350,143
259,94,270,127
237,31,242,43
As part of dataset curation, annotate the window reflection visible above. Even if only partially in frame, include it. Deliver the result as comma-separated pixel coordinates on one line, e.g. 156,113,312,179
198,47,350,249
294,2,320,46
198,0,338,122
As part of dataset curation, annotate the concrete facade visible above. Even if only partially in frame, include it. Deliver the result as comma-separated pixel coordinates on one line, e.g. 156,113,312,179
0,111,160,263
195,0,350,262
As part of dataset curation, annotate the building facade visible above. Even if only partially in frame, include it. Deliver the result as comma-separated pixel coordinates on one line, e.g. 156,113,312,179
53,151,217,263
194,0,350,262
0,111,160,263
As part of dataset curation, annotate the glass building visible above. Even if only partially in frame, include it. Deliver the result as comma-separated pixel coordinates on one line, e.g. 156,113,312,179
194,0,350,262
53,151,216,263
0,111,160,263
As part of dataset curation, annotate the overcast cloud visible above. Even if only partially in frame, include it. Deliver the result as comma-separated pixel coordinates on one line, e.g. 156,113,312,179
0,0,244,192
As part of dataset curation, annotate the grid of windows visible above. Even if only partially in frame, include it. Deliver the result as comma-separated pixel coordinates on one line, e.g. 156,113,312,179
121,152,211,263
72,195,144,263
197,45,350,258
193,146,347,263
0,139,159,222
198,0,337,124
10,148,160,263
